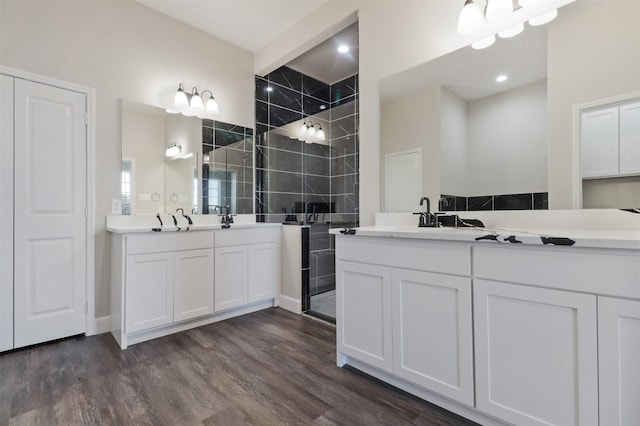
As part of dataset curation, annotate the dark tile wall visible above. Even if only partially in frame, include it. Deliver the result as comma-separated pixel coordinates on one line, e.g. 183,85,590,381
440,192,548,212
255,66,359,311
201,120,253,214
255,66,359,227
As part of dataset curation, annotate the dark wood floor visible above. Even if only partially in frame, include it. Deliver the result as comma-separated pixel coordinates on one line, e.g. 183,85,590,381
0,308,478,425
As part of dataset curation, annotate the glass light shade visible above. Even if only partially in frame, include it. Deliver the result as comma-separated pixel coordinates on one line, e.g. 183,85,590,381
307,126,317,138
472,34,496,49
529,9,557,26
205,97,219,113
457,0,483,34
498,23,524,38
485,0,513,21
174,87,188,106
300,122,308,138
317,128,325,141
165,144,181,157
190,92,203,110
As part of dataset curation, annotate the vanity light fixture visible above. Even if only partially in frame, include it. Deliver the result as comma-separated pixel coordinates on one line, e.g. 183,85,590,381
173,83,219,114
165,141,181,158
457,0,483,34
298,121,326,143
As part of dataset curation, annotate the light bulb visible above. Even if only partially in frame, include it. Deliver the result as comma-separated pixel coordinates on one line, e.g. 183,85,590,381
174,84,188,106
529,9,557,26
205,97,219,113
307,126,317,138
472,34,496,49
190,89,203,110
457,0,483,34
317,128,325,141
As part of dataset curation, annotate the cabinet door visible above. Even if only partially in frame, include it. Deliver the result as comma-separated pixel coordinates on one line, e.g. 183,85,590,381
581,106,619,178
336,261,392,372
125,253,173,333
0,75,13,352
214,245,248,312
474,280,598,426
598,297,640,426
174,249,214,322
248,242,277,303
391,269,473,405
619,101,640,175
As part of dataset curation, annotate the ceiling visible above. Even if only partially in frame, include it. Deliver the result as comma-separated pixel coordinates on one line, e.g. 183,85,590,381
136,0,358,85
135,0,328,53
380,23,548,103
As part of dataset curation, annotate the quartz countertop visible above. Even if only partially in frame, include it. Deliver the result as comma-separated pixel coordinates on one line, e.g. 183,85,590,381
329,225,640,250
106,214,281,234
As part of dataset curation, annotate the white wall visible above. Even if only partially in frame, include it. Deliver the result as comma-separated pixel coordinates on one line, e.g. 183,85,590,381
440,87,468,197
548,0,640,208
467,79,548,196
380,85,441,210
0,0,254,319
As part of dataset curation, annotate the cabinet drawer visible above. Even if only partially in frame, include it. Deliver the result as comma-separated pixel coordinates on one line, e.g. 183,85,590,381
126,231,214,255
215,227,279,247
473,246,640,298
335,235,470,276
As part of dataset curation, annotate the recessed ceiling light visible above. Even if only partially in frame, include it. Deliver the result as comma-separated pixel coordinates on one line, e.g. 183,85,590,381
320,105,327,110
496,74,508,82
338,45,349,53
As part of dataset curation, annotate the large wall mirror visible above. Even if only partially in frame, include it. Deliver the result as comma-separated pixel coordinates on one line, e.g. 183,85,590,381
380,0,640,212
121,100,254,215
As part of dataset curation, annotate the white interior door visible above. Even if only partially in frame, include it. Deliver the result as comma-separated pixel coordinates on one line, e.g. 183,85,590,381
0,75,14,351
385,149,421,212
13,78,87,348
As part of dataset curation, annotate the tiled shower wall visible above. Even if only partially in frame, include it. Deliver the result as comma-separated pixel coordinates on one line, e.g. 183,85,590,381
255,66,359,227
440,192,549,211
255,66,359,309
201,120,254,214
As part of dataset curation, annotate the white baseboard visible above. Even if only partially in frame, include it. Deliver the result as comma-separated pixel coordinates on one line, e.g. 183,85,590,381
93,316,111,335
278,295,301,314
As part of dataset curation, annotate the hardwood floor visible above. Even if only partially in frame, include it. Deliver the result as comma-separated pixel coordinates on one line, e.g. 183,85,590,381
0,308,478,425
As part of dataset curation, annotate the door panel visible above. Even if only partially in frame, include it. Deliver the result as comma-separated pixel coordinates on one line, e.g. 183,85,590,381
598,297,640,426
13,79,87,348
174,249,214,321
214,245,248,312
248,242,277,303
0,75,14,351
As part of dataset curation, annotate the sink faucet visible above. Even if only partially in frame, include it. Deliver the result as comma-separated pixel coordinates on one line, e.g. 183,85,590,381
220,205,234,229
176,207,192,229
414,197,438,227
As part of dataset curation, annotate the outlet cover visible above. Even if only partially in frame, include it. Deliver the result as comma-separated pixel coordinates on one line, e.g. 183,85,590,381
111,198,122,215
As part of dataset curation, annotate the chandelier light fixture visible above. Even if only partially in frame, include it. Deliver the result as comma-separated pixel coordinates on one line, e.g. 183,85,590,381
298,121,326,144
458,0,559,49
173,83,219,115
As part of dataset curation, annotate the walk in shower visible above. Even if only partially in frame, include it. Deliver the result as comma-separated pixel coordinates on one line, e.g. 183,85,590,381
255,52,359,322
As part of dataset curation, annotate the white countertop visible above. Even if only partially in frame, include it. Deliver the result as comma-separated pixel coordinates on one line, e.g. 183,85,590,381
330,225,640,250
106,214,281,234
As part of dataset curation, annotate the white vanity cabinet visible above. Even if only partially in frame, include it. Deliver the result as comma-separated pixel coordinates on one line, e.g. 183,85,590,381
473,279,598,426
598,297,640,426
214,227,280,313
336,260,393,372
111,231,214,348
473,244,640,426
335,236,474,406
